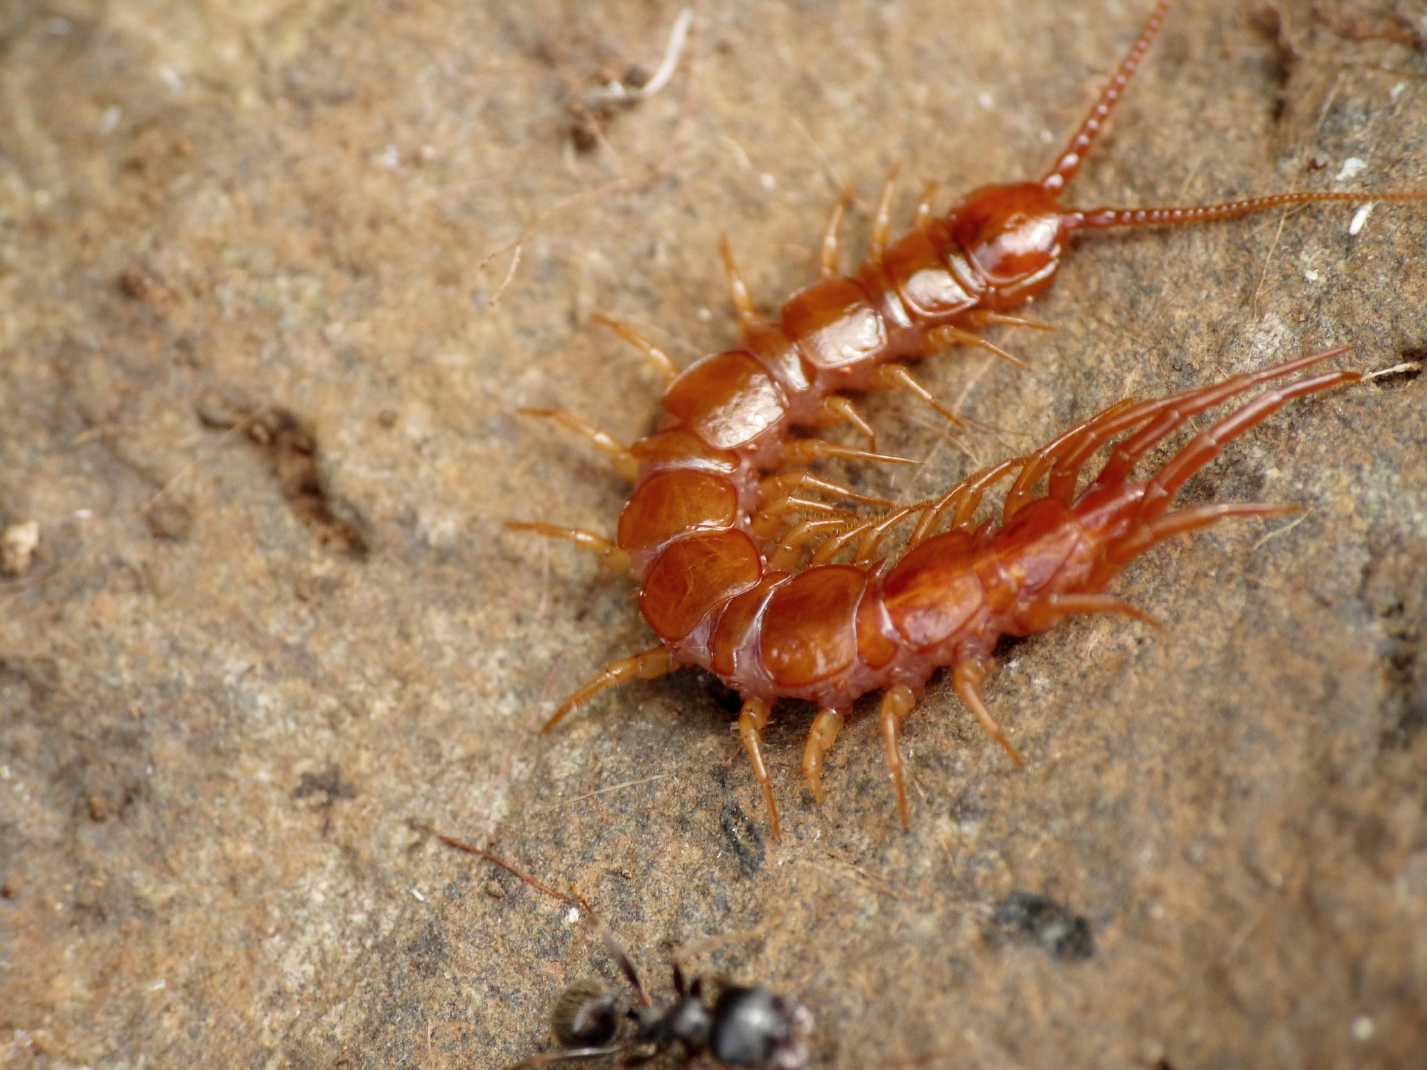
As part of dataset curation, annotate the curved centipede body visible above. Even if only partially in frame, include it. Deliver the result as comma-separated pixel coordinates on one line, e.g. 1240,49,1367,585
511,0,1423,838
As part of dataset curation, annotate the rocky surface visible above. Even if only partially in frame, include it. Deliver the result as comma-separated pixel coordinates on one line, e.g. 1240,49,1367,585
2,2,1425,1067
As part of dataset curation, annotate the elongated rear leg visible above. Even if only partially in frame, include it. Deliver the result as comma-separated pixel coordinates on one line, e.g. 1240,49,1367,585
541,648,679,732
737,698,782,841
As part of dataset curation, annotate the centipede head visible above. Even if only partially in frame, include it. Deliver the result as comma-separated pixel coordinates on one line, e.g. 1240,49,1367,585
950,181,1067,306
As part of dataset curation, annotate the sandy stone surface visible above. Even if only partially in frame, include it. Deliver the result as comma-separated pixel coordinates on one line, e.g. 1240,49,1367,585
2,2,1425,1067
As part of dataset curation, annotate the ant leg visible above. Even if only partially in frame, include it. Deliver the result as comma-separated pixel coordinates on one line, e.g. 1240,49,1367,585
1110,502,1301,566
818,189,853,279
517,408,638,480
879,685,917,829
591,313,679,383
719,236,762,331
914,179,941,226
505,521,631,572
870,162,903,260
818,395,878,451
801,706,845,804
542,648,678,731
925,325,1030,371
952,658,1024,767
738,698,782,841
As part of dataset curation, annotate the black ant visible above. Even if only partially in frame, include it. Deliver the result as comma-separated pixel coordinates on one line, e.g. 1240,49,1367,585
410,822,813,1070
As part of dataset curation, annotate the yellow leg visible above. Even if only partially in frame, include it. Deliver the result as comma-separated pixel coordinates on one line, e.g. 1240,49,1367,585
914,179,941,226
925,325,1029,370
952,657,1023,767
738,698,781,841
879,685,918,830
505,521,631,572
819,190,853,279
870,162,903,260
719,236,761,331
516,408,637,480
818,395,878,450
542,648,678,732
591,313,679,382
801,707,845,804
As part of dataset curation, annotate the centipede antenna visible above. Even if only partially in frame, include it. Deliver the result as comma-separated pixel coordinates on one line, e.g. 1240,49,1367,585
719,235,762,330
1061,190,1427,234
411,822,587,909
516,408,638,480
591,313,679,382
505,521,632,572
542,648,679,732
1043,0,1174,192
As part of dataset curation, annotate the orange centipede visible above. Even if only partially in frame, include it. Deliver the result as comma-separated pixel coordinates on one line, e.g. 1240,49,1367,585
510,1,1423,837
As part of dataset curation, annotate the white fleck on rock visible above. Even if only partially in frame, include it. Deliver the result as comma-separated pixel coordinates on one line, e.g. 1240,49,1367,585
1335,157,1366,182
1348,203,1375,237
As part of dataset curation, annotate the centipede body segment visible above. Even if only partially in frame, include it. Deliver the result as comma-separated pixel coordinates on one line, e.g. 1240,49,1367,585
511,0,1422,838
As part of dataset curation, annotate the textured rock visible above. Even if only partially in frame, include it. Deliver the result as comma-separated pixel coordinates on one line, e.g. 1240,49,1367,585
2,2,1425,1068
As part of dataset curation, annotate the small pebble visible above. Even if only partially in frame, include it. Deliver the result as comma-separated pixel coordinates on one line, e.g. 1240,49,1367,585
1,521,40,576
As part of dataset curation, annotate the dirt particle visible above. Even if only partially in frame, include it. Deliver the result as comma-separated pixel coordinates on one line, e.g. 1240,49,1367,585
1,521,40,576
145,501,193,541
989,891,1095,962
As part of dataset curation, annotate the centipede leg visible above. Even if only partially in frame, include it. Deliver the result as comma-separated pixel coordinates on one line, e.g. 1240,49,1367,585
875,364,979,432
1108,501,1302,567
591,313,679,383
505,521,631,572
914,180,941,227
818,395,879,451
1025,592,1162,632
870,163,903,260
542,648,679,732
801,706,845,804
925,325,1030,371
819,190,853,279
737,697,782,841
516,407,638,480
952,658,1024,767
879,685,917,830
962,310,1057,334
719,236,762,331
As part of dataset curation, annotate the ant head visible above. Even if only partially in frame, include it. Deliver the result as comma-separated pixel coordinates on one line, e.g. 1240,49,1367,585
708,985,814,1070
950,182,1067,304
550,980,627,1048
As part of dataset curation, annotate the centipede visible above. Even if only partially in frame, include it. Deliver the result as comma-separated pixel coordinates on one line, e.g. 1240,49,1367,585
509,0,1424,838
